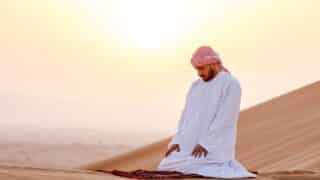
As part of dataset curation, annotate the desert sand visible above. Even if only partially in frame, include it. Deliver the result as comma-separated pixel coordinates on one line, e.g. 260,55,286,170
1,80,319,179
80,80,320,179
2,164,320,180
0,143,132,169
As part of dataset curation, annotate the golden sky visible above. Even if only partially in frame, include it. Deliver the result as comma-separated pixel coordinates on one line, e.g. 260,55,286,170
1,0,319,139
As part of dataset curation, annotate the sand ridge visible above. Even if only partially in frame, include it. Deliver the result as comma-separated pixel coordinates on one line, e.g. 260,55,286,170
80,81,320,179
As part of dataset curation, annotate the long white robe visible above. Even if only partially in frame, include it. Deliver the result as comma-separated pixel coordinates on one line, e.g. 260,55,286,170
157,71,256,179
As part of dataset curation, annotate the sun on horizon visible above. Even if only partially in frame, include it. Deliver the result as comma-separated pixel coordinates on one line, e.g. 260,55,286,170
69,0,247,49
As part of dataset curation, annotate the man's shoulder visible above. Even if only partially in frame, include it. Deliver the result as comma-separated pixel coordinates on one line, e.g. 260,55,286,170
222,72,241,90
191,78,201,87
185,79,200,94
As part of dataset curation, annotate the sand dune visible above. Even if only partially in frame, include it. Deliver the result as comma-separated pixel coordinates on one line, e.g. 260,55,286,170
0,143,131,169
1,81,319,179
79,80,320,179
0,165,128,180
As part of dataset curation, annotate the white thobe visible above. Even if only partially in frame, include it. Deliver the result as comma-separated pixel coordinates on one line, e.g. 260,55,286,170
157,71,256,179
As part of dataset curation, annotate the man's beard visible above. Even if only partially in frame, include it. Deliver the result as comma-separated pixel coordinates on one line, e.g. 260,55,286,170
203,68,216,82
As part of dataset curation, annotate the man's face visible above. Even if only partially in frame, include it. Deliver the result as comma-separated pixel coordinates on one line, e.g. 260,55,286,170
195,64,217,82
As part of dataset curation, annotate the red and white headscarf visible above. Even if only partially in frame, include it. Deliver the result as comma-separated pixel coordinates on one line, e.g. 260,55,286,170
191,46,229,73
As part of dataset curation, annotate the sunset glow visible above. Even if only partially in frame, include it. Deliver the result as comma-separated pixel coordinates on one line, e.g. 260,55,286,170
1,0,320,136
73,0,245,49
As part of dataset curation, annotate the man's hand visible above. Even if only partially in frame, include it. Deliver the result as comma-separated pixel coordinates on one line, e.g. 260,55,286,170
165,144,180,157
191,144,208,158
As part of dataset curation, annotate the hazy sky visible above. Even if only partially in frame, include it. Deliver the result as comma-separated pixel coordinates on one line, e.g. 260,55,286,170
1,0,319,143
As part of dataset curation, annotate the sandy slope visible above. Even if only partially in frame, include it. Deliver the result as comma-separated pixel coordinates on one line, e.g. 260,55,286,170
80,80,320,179
1,81,319,179
0,143,131,169
0,165,128,180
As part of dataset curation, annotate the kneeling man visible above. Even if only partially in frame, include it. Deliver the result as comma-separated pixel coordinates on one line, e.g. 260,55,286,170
157,46,256,179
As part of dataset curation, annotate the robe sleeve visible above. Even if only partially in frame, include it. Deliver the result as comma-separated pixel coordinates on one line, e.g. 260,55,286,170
168,81,197,148
198,79,242,151
168,106,187,148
